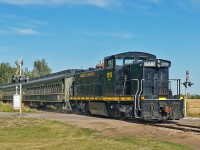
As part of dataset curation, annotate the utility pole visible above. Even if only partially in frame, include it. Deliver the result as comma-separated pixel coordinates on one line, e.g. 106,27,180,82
183,70,193,117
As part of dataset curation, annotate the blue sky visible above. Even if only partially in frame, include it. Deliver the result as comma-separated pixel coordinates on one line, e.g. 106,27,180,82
0,0,200,94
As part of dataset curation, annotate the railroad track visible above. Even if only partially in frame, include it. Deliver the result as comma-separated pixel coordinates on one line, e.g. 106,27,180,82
151,123,200,134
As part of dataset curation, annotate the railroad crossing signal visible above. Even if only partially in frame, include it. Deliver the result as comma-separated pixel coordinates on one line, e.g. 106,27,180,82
11,75,24,83
183,70,193,117
14,58,23,115
183,70,194,88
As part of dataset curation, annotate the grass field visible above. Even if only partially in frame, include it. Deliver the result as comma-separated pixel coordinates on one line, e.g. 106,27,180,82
187,99,200,117
0,102,36,113
0,117,191,150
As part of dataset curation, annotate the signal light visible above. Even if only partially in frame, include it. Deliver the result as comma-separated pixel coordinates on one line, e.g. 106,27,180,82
11,75,29,83
188,82,194,87
183,81,194,88
24,77,29,83
11,75,16,83
183,82,187,87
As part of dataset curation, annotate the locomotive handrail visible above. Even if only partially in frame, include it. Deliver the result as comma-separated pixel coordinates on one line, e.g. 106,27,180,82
138,79,144,111
131,79,139,118
169,79,181,96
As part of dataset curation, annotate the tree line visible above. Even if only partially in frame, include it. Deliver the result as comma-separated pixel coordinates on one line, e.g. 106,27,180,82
0,59,52,85
187,93,200,99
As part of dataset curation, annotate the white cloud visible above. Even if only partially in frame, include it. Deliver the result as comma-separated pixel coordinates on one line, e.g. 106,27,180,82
0,28,40,36
0,14,47,36
0,0,117,8
10,28,40,35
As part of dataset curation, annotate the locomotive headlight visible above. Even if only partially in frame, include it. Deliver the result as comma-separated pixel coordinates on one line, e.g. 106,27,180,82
160,61,170,67
143,61,156,67
157,59,171,67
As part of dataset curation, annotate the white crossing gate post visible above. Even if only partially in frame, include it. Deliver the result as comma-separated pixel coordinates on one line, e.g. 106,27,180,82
13,94,20,110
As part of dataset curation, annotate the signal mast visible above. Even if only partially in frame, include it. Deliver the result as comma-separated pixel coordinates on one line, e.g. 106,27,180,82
183,70,193,117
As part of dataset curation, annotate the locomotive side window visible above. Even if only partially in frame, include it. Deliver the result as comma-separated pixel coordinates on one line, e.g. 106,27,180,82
116,59,123,66
124,58,134,64
106,59,113,68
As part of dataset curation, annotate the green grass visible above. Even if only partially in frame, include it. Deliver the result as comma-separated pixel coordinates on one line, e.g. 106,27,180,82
0,117,192,150
0,102,37,112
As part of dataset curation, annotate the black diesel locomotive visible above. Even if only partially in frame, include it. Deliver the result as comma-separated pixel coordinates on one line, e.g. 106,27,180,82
0,52,184,121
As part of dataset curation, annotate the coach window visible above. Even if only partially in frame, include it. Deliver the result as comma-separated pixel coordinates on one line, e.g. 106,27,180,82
36,87,39,94
51,85,54,93
41,87,44,94
56,84,59,92
47,86,49,93
56,85,58,92
54,85,57,93
48,86,50,93
38,87,40,94
49,86,51,93
54,85,56,92
46,86,48,94
52,85,55,93
45,86,47,93
50,85,53,93
49,85,52,93
52,85,54,93
51,85,53,93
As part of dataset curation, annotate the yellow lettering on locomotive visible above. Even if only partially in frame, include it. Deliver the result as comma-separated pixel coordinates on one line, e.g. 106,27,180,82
80,72,95,78
107,72,112,78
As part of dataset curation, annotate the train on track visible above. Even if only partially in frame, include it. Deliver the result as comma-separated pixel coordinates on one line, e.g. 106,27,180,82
0,51,184,121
